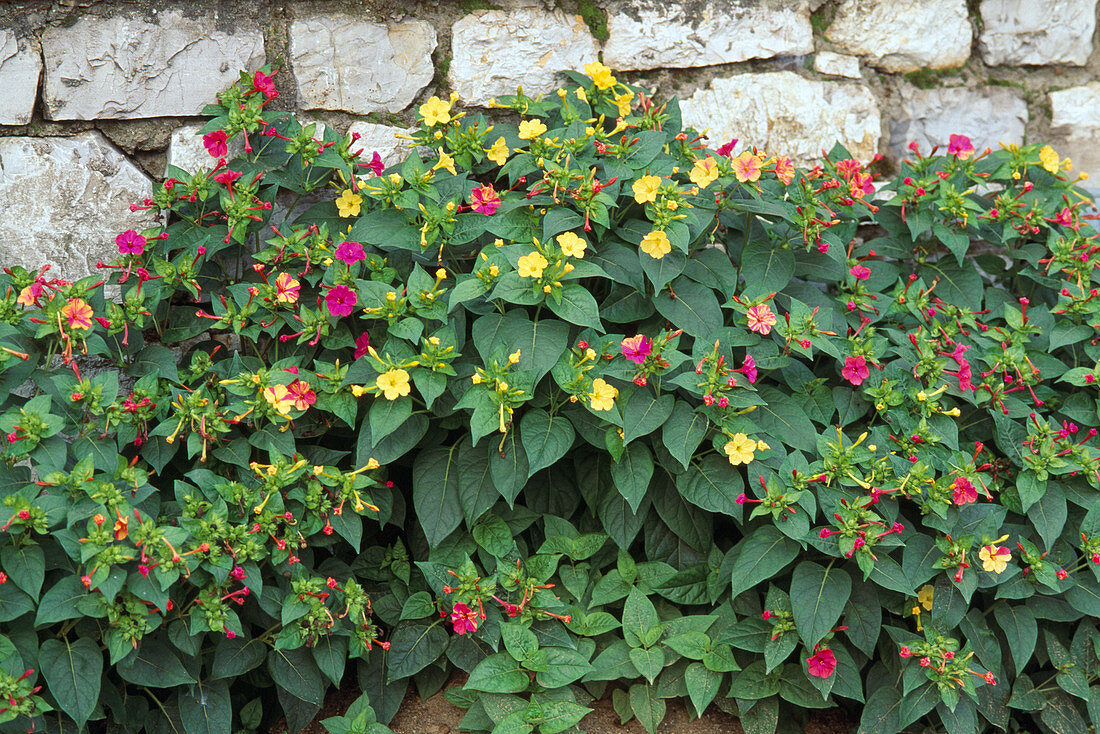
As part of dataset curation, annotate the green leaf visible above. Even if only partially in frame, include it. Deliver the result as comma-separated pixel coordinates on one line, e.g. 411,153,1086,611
457,439,498,524
856,685,902,734
269,646,326,707
629,683,666,734
537,700,590,734
790,562,852,648
535,647,592,687
178,679,231,734
412,445,463,548
489,426,528,506
728,661,780,699
622,588,660,647
1066,576,1100,617
472,313,569,381
1040,690,1089,734
661,401,709,471
755,388,817,453
118,640,196,688
369,396,413,441
685,662,722,715
740,241,794,300
729,527,801,598
35,576,87,626
521,409,574,477
653,277,722,339
622,391,674,444
211,636,267,679
472,512,514,556
993,603,1037,676
465,652,529,693
610,442,654,513
1,544,43,601
677,454,744,517
387,623,449,683
547,283,602,329
40,637,102,729
739,695,779,734
629,646,665,683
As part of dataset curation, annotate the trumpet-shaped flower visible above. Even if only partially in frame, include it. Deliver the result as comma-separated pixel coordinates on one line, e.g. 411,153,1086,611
621,335,652,364
746,304,776,335
724,433,757,466
518,119,548,141
632,175,662,204
336,189,362,218
376,369,411,401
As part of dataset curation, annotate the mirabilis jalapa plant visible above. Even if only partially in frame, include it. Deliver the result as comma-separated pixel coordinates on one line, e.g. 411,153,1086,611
0,61,1098,734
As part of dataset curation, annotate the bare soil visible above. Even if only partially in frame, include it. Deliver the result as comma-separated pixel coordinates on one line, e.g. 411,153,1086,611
273,686,856,734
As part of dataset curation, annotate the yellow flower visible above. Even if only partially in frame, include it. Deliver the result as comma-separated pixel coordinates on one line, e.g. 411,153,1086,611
432,148,457,176
517,251,548,279
508,349,521,364
575,87,588,102
336,189,363,218
263,384,292,416
979,544,1011,574
518,119,548,140
917,584,934,611
584,61,616,90
639,229,671,260
723,433,757,466
375,369,411,401
419,96,452,127
613,91,634,116
588,378,618,411
556,232,587,259
632,174,662,204
486,136,509,166
690,157,719,189
756,440,770,451
1039,145,1060,174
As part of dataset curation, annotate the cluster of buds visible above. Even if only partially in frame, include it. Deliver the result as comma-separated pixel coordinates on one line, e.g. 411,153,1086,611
692,339,758,407
898,633,996,693
619,329,679,386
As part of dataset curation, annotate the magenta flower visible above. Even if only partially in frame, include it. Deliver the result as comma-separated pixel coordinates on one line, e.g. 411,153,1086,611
807,648,836,679
203,130,228,158
325,285,357,317
354,332,371,359
742,354,757,383
450,602,480,635
716,137,739,158
116,230,146,255
470,184,501,216
849,264,871,280
368,151,385,177
620,334,652,364
841,356,870,386
947,134,974,160
253,70,278,100
213,169,242,187
335,240,367,264
952,476,978,505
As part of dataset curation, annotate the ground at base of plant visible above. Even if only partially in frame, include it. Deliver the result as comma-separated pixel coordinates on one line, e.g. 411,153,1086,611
272,688,856,734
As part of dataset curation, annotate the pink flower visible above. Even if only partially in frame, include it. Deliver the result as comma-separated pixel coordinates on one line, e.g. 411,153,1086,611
947,134,974,160
899,646,912,658
849,264,871,280
841,356,869,386
253,70,278,100
335,240,367,264
952,476,978,505
116,230,146,255
230,566,247,581
716,137,739,158
807,649,836,679
368,151,385,177
470,184,501,216
325,285,357,317
213,169,242,187
354,332,371,359
203,130,228,158
741,355,757,383
621,334,652,364
746,304,777,335
450,602,480,635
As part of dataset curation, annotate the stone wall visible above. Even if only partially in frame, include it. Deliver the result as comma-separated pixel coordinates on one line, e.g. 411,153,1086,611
1,0,1099,279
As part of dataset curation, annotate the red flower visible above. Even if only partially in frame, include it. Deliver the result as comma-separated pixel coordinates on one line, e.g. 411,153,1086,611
203,130,228,158
849,264,871,280
841,356,869,386
116,230,146,255
325,285,357,317
213,169,242,187
807,648,836,678
716,137,739,158
354,332,371,359
334,241,367,265
450,602,479,635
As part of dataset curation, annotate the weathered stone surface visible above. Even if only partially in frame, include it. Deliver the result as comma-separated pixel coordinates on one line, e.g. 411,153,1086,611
680,72,880,165
887,86,1028,159
1050,83,1100,178
347,122,417,168
826,0,971,72
165,124,243,176
813,51,862,78
602,0,812,71
0,30,41,125
450,8,599,105
979,0,1098,66
41,10,264,120
0,132,155,280
290,15,436,114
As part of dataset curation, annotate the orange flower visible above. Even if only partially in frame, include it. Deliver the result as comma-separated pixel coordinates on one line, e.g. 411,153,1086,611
286,379,317,411
275,272,300,304
114,516,128,541
733,152,763,183
773,157,795,185
60,299,94,331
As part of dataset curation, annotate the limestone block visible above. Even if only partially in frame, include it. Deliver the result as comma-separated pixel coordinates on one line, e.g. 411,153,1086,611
0,30,41,125
979,0,1098,66
679,72,881,165
290,15,437,114
1050,83,1100,178
826,0,971,72
813,51,862,78
41,10,264,120
450,8,599,105
887,86,1028,159
602,0,813,71
346,122,417,169
0,133,155,280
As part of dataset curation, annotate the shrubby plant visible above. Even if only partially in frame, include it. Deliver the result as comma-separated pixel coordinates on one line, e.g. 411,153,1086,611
0,63,1098,734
